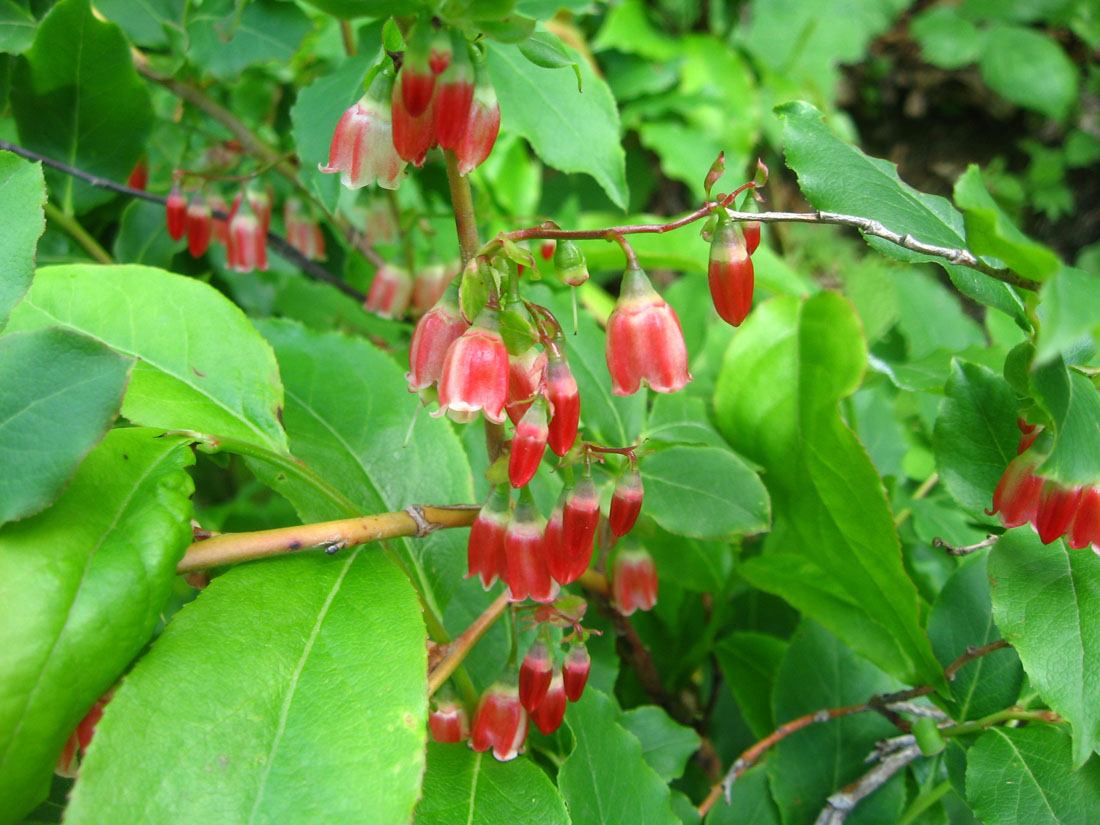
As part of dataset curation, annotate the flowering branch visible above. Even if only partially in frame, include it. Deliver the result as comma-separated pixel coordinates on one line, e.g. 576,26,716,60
719,639,1013,799
0,140,368,303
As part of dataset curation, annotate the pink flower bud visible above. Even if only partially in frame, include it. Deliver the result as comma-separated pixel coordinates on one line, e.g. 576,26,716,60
319,73,407,190
467,485,511,589
546,353,580,457
434,307,509,424
165,183,187,241
509,398,549,489
1068,487,1100,550
987,453,1043,528
433,32,474,150
609,466,644,537
606,265,691,396
544,491,571,585
519,640,553,712
127,158,148,191
429,694,470,743
455,61,500,175
610,545,658,616
407,283,468,392
1035,481,1083,544
400,22,436,117
470,680,527,762
392,76,436,167
708,211,754,327
227,198,267,273
562,644,590,702
505,490,555,603
564,474,600,562
186,193,212,257
365,264,412,319
506,347,547,425
531,668,567,735
744,220,761,254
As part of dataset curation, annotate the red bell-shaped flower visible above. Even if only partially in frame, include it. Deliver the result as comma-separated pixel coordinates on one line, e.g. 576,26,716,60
165,183,187,241
1068,487,1100,550
504,489,555,603
546,352,580,456
408,281,468,394
470,679,527,761
435,306,509,424
400,22,436,117
365,264,412,319
531,668,567,735
509,397,549,489
609,465,644,537
284,198,326,261
606,264,691,396
506,347,547,425
392,76,436,167
466,484,511,589
1035,480,1083,544
564,473,600,562
455,60,500,175
429,689,470,744
708,210,754,327
226,197,267,273
210,195,230,245
987,452,1043,528
519,639,553,712
412,261,456,316
562,643,590,702
319,72,407,190
610,545,658,616
545,490,572,585
185,193,212,257
433,32,474,151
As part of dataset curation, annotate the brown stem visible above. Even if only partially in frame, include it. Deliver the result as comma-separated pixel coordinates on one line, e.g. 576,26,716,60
934,534,999,556
340,20,357,56
444,149,480,263
814,744,923,825
178,505,479,572
428,591,511,695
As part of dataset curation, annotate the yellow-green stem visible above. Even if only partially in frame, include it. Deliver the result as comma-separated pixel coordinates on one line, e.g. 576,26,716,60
45,202,113,264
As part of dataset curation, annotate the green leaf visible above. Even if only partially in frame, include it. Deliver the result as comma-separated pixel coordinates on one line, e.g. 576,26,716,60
95,0,183,48
910,6,983,69
932,360,1021,516
0,429,194,823
415,743,571,825
559,688,680,825
767,621,902,825
299,0,422,17
619,705,702,783
0,151,45,330
714,632,786,738
112,199,183,268
187,0,313,80
642,393,729,449
66,547,428,825
777,101,1026,325
486,41,627,210
989,529,1100,767
0,327,133,524
1030,359,1100,485
6,264,289,453
978,24,1078,122
252,319,473,612
707,765,780,825
290,54,372,214
518,29,576,69
592,0,679,61
10,0,153,214
0,0,36,54
640,445,769,540
954,165,1061,281
891,269,986,360
714,293,944,688
1035,267,1100,364
966,726,1100,825
927,551,1022,720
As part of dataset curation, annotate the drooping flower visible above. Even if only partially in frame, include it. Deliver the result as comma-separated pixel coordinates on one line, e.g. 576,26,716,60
504,488,555,603
1068,487,1100,550
365,264,413,319
605,264,691,396
562,644,591,702
319,72,407,190
506,346,547,425
226,197,267,273
165,182,187,241
509,397,549,489
391,76,436,167
435,305,509,424
707,210,754,327
408,280,468,394
454,59,500,175
519,640,553,713
429,688,470,744
545,351,580,456
466,484,511,589
400,21,436,117
411,261,455,316
470,679,527,762
563,472,600,562
531,668,567,735
185,193,212,257
1035,481,1083,544
609,465,644,537
987,452,1043,529
610,545,658,616
433,32,474,151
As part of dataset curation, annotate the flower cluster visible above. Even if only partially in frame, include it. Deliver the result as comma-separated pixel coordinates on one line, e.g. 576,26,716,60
320,23,500,190
988,420,1100,552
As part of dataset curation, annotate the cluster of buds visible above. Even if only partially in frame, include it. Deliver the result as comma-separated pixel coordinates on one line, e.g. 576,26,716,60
320,22,500,191
163,181,274,273
988,420,1100,552
517,637,590,736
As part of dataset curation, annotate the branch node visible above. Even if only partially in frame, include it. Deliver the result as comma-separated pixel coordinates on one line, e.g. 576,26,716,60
404,505,442,537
